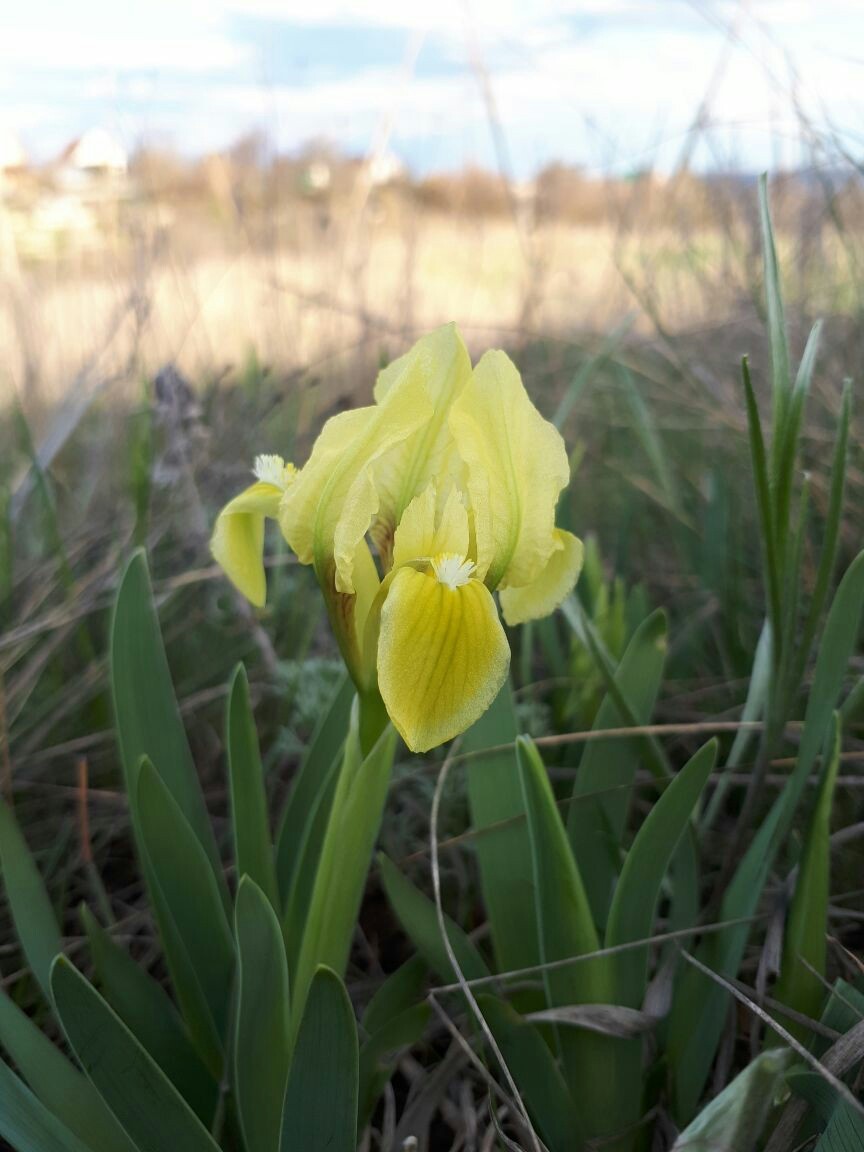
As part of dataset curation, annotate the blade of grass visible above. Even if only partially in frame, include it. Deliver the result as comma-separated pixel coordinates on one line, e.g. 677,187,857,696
51,957,221,1152
0,797,62,1003
0,989,136,1152
280,967,357,1152
565,606,668,929
227,665,278,908
137,759,234,1071
742,355,782,661
479,994,586,1152
464,681,541,973
0,1059,96,1152
81,906,217,1124
516,736,614,1138
234,877,290,1152
774,714,841,1038
669,549,864,1120
111,550,227,904
274,672,353,906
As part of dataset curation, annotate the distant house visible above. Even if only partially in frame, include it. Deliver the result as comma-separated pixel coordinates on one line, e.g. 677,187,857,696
367,150,406,187
57,128,127,192
303,160,332,193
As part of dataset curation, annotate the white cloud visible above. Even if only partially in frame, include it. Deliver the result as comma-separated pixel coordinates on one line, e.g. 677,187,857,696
2,0,864,172
0,26,249,73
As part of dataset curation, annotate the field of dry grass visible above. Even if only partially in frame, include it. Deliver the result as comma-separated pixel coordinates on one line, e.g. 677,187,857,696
4,172,862,428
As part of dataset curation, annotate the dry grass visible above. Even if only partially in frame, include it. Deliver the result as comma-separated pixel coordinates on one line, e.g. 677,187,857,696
4,197,860,422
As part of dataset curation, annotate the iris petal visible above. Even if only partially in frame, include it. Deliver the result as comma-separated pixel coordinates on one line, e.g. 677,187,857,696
377,567,510,752
499,530,584,625
450,349,569,590
392,486,469,569
210,481,284,608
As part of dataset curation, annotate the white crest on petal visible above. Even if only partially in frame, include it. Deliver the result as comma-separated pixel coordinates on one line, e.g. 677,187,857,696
431,552,476,589
253,454,295,490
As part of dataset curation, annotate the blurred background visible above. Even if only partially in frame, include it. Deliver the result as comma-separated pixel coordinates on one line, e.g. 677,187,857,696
3,1,864,400
2,0,864,954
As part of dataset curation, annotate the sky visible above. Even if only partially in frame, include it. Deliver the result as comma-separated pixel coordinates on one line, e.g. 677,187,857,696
1,0,863,177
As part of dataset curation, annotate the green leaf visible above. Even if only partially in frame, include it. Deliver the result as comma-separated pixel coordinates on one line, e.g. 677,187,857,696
234,877,291,1152
567,608,668,929
281,967,358,1152
815,1101,864,1151
110,550,226,900
562,597,671,782
759,174,792,465
361,954,427,1037
670,549,864,1121
378,853,490,984
288,709,396,1043
358,959,430,1126
81,906,216,1124
703,620,772,828
516,737,614,1137
775,714,841,1036
787,1068,846,1130
0,989,136,1152
607,739,717,1006
0,797,62,1003
464,681,541,974
820,979,864,1043
601,741,716,1143
275,672,353,906
671,1048,793,1151
618,365,683,520
137,759,234,1069
358,1003,430,1130
774,320,820,566
227,665,278,908
795,379,852,689
52,957,221,1152
742,356,782,650
280,751,342,978
479,995,585,1152
0,1058,95,1152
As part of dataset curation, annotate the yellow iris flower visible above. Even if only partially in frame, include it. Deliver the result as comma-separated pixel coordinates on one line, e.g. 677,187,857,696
211,324,582,752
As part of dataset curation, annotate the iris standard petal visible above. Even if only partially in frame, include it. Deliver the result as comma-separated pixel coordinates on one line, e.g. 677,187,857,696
392,485,470,569
278,407,377,573
281,380,433,593
499,529,584,625
210,481,283,608
368,324,472,566
449,349,569,590
377,567,510,752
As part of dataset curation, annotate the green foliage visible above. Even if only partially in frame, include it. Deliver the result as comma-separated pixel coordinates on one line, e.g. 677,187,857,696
281,968,358,1152
227,666,279,909
384,704,715,1147
566,605,668,928
288,706,397,1044
566,535,651,728
0,1059,94,1152
774,714,841,1036
0,796,63,1002
463,681,540,974
671,1049,793,1151
51,955,222,1152
234,878,290,1152
377,185,862,1142
0,550,380,1152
